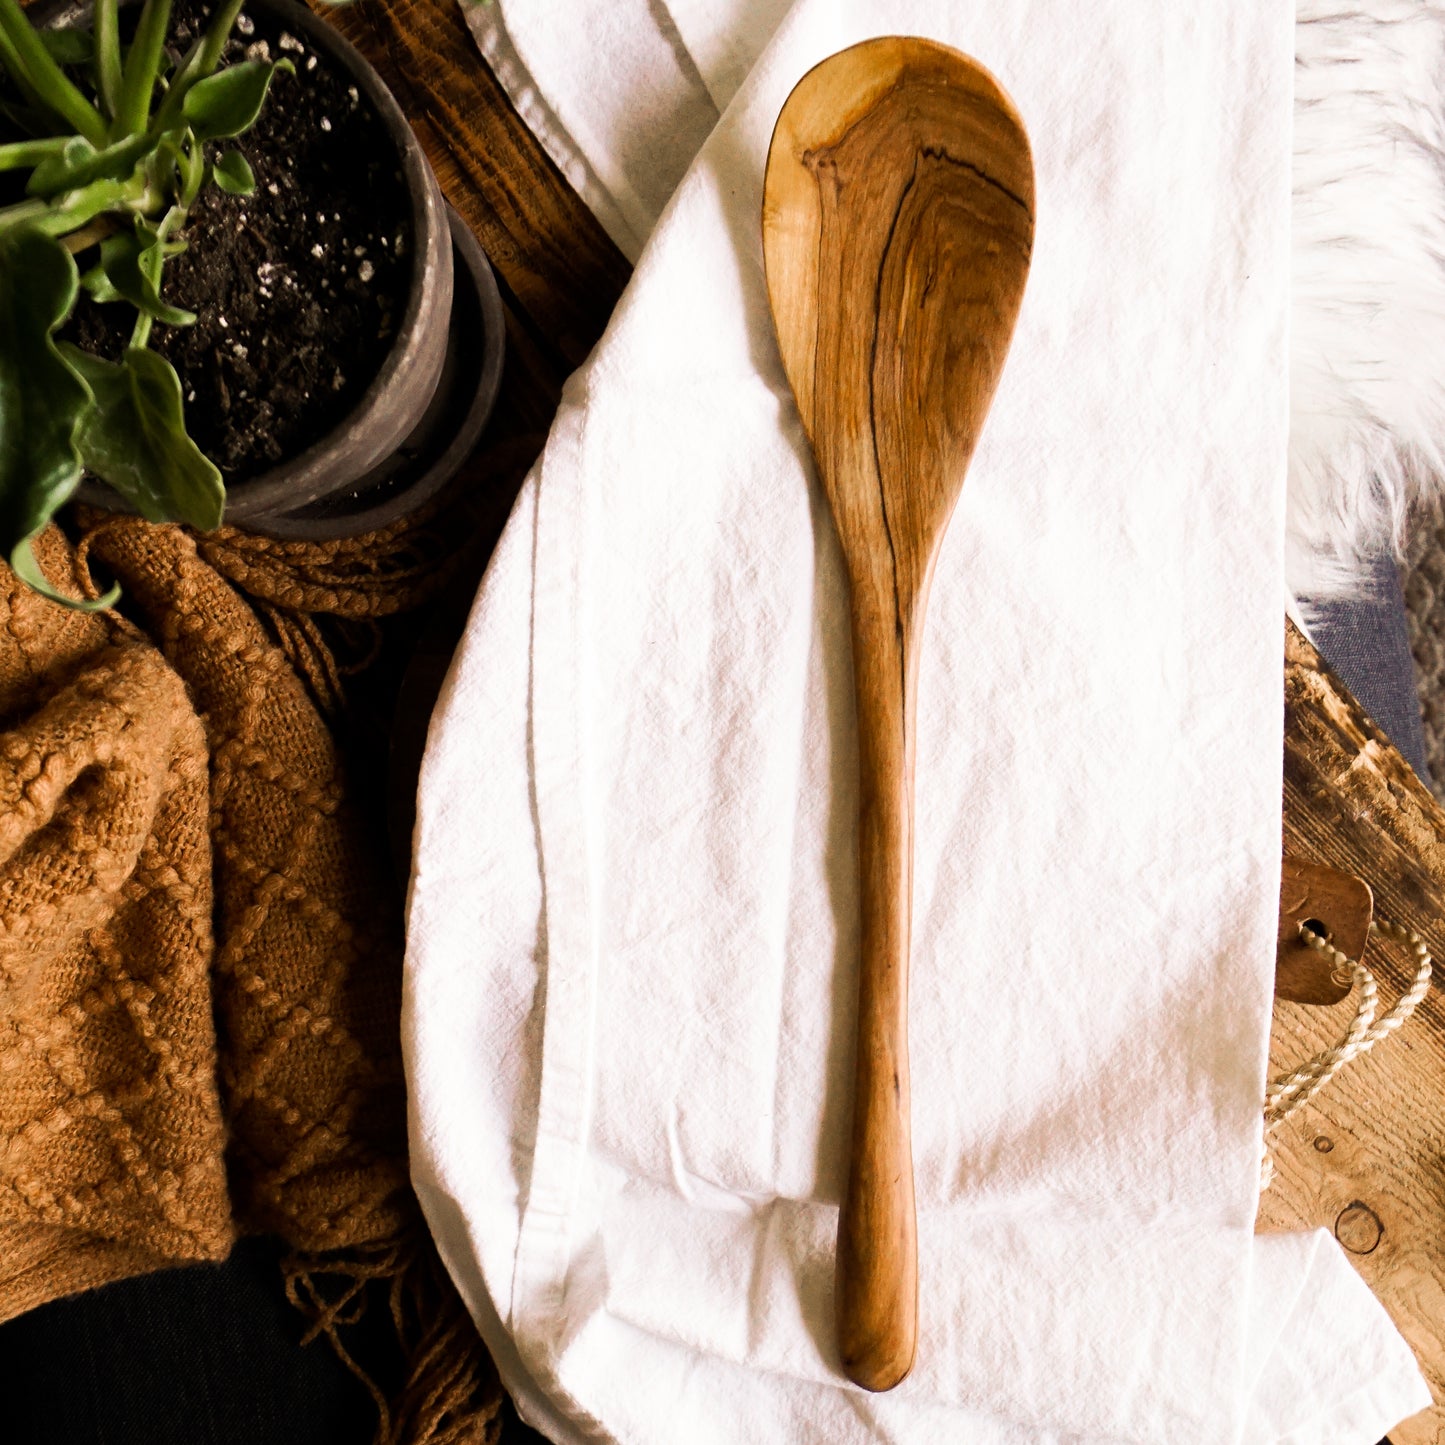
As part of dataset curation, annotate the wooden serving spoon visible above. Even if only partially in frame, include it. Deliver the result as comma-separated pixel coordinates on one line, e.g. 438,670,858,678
762,38,1035,1392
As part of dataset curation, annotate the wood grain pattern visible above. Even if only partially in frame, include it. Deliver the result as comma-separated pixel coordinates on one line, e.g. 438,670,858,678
763,39,1034,1392
1265,622,1445,1444
322,6,1445,1434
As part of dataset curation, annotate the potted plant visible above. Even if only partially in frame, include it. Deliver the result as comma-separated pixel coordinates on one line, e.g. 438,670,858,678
0,0,459,607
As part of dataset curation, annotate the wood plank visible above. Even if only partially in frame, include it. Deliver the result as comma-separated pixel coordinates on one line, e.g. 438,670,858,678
319,0,630,380
1264,622,1445,1443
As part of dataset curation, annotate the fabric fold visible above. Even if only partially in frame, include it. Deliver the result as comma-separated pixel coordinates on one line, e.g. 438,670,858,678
409,0,1431,1440
0,531,233,1319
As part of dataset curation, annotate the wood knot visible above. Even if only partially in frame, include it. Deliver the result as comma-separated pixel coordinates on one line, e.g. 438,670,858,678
1334,1200,1384,1255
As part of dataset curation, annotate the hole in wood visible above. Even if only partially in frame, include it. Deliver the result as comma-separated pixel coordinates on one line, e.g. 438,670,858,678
1334,1201,1384,1255
1300,917,1331,943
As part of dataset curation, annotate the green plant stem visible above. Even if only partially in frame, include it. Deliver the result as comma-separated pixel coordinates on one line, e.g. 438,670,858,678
0,21,62,132
0,170,155,237
153,0,244,131
179,134,203,206
0,196,45,229
25,130,154,200
129,241,164,348
0,135,68,171
115,0,172,137
193,0,246,80
0,0,106,145
93,0,122,120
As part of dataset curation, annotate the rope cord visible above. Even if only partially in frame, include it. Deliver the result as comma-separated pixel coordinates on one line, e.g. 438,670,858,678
1260,917,1431,1190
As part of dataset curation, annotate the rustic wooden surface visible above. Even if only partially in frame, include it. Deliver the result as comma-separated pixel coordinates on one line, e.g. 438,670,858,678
1264,623,1445,1444
322,1,1445,1437
763,39,1034,1393
1276,855,1374,1006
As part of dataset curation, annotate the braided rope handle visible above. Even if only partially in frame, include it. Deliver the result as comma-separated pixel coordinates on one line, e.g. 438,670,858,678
1261,918,1432,1189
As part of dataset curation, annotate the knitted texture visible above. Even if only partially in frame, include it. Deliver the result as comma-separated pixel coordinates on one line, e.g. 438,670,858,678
0,529,232,1320
81,516,414,1254
0,513,508,1444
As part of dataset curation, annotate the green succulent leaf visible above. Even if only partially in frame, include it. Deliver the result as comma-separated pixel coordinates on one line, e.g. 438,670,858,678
60,344,223,530
78,259,123,303
115,0,173,138
25,135,93,193
10,532,117,610
26,130,153,198
210,149,254,196
97,230,196,327
0,136,70,174
38,27,94,67
0,0,107,145
93,0,122,119
0,226,112,610
182,58,290,141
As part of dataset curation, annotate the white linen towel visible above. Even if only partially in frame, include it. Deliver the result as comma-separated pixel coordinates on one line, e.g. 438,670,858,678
474,0,1445,601
406,1,1433,1440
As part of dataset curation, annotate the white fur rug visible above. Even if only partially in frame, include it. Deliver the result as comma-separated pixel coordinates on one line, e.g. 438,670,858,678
1293,0,1445,599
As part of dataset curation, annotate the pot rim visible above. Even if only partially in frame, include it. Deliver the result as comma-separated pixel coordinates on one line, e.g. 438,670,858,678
250,207,506,540
217,0,452,518
38,0,455,520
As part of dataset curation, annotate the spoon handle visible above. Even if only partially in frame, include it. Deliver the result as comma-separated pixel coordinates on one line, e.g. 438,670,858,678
836,599,919,1392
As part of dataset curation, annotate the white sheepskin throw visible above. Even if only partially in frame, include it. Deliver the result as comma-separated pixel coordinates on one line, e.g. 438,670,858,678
1292,0,1445,598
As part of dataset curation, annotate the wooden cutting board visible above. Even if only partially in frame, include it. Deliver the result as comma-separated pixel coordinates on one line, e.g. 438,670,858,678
322,2,1445,1436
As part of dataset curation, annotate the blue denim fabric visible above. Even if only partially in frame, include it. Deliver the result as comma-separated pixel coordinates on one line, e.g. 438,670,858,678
1305,557,1430,785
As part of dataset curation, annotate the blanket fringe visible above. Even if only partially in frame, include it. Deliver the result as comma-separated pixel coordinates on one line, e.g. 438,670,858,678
283,1237,505,1445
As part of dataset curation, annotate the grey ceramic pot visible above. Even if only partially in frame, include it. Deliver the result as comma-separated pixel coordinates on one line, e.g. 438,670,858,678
50,0,455,524
218,0,454,524
252,208,506,540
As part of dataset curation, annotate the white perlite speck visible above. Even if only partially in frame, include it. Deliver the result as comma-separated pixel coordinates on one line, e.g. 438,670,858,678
320,117,331,132
311,243,325,259
245,40,270,62
278,31,303,52
358,260,374,283
235,12,253,34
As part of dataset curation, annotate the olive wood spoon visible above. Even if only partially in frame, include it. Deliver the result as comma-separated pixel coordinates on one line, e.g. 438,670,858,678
762,38,1034,1392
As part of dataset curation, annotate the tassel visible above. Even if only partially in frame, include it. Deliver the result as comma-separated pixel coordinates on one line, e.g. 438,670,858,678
283,1236,505,1445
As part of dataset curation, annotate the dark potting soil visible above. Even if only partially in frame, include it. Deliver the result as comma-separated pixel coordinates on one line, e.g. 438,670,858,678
63,0,413,483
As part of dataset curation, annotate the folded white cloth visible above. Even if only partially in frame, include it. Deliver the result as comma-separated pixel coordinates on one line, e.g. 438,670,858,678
407,1,1433,1440
475,0,1445,602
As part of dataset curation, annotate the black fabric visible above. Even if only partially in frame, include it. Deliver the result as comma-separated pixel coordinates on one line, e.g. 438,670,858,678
0,1239,381,1445
1305,556,1431,784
